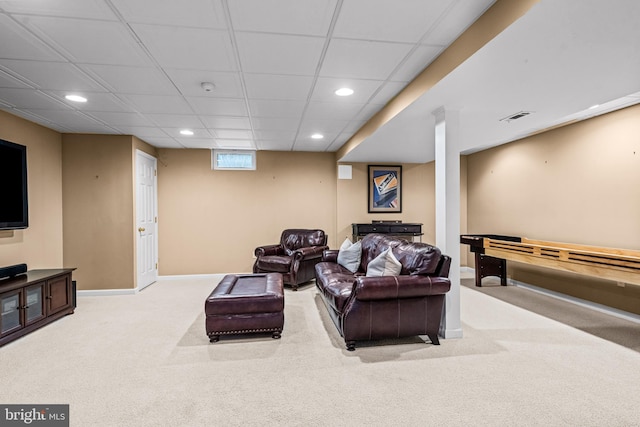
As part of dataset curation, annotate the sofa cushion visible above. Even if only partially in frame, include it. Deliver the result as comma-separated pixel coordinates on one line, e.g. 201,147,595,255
366,248,402,277
281,229,326,256
315,262,355,312
394,240,442,275
255,255,292,273
337,239,361,273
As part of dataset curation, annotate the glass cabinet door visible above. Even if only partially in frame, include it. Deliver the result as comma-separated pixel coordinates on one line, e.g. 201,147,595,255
25,284,45,324
1,291,22,335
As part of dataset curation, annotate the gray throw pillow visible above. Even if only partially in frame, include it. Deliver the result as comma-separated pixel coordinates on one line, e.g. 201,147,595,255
366,248,402,277
337,239,362,273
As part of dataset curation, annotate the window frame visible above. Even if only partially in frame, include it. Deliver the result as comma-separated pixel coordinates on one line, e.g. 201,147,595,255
211,149,256,171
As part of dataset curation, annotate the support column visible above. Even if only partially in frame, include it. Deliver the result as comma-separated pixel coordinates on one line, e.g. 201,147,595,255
433,107,463,339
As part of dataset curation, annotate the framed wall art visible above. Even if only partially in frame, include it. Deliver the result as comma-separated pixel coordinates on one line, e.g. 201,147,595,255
368,165,402,213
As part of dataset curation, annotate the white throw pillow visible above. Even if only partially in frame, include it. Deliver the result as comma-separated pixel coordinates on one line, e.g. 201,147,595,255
366,248,402,277
337,238,362,273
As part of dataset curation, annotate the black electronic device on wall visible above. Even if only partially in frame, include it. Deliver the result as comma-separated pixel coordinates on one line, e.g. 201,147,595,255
0,138,28,230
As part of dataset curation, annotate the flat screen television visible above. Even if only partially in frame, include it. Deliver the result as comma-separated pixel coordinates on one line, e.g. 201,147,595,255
0,139,28,230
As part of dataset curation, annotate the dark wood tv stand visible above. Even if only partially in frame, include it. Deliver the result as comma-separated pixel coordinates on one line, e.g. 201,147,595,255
0,268,76,347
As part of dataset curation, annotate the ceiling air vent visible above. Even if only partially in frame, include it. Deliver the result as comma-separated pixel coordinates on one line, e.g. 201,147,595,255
500,111,532,122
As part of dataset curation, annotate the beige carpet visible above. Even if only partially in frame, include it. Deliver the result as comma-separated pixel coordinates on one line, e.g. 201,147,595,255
1,274,639,426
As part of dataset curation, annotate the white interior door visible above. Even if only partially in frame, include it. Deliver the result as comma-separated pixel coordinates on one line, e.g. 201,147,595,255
136,150,158,290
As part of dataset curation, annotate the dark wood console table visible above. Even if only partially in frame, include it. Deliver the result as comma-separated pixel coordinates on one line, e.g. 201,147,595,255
352,221,423,242
0,268,76,347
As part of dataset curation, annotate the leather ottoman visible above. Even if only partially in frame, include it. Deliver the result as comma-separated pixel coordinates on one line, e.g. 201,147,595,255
205,273,284,343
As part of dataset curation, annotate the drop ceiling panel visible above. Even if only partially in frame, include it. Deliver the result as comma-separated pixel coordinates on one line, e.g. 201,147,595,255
122,94,192,114
249,100,305,119
294,139,334,152
213,139,254,149
333,0,453,43
0,15,66,61
227,0,337,36
87,111,154,127
252,117,300,131
109,0,226,29
18,16,151,66
304,101,365,121
115,126,168,138
311,77,385,103
320,38,414,80
164,69,243,98
254,130,297,141
200,116,251,130
213,129,253,139
244,73,314,101
186,97,247,116
0,60,106,92
131,24,235,71
81,64,175,95
235,32,325,76
164,128,212,140
0,0,118,20
144,114,204,128
255,139,295,151
0,88,69,109
47,91,135,112
0,69,33,89
299,119,351,134
25,108,117,132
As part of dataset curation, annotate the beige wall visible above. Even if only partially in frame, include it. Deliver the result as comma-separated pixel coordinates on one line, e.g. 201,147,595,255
0,110,63,269
62,134,156,290
156,149,336,275
466,104,640,314
335,162,436,245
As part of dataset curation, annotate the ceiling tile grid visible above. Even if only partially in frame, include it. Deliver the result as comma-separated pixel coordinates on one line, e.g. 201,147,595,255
0,0,498,154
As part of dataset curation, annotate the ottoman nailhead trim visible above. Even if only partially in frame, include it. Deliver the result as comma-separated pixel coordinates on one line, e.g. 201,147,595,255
208,327,282,336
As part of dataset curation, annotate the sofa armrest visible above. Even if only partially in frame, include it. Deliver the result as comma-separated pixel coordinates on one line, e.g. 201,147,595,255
294,245,330,259
255,244,284,257
322,249,339,263
354,275,451,301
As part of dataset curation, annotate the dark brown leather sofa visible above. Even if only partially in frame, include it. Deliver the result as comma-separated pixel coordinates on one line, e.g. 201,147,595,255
253,229,329,291
315,234,451,351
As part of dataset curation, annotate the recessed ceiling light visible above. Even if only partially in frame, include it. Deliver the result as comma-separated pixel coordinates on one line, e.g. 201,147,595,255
65,94,87,103
311,133,324,140
588,104,600,110
335,88,354,97
180,129,194,136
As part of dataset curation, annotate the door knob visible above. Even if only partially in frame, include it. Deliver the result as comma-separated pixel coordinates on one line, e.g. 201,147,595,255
138,227,146,232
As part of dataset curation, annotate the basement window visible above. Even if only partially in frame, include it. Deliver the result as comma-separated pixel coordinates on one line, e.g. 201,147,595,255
212,150,256,170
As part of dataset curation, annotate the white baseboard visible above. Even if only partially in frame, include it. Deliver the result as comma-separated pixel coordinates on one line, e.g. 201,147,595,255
157,273,231,281
511,278,640,325
76,273,244,296
77,289,137,297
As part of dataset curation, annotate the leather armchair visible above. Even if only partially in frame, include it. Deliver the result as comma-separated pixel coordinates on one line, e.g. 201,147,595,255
253,229,328,290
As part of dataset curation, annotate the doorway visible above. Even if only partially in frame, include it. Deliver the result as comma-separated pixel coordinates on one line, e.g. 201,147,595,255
136,150,158,290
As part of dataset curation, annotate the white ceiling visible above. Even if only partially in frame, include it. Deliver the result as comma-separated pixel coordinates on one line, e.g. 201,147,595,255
0,0,494,153
0,1,638,162
342,0,640,163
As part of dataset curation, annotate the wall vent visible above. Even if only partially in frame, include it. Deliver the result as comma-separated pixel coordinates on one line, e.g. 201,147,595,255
500,111,532,122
